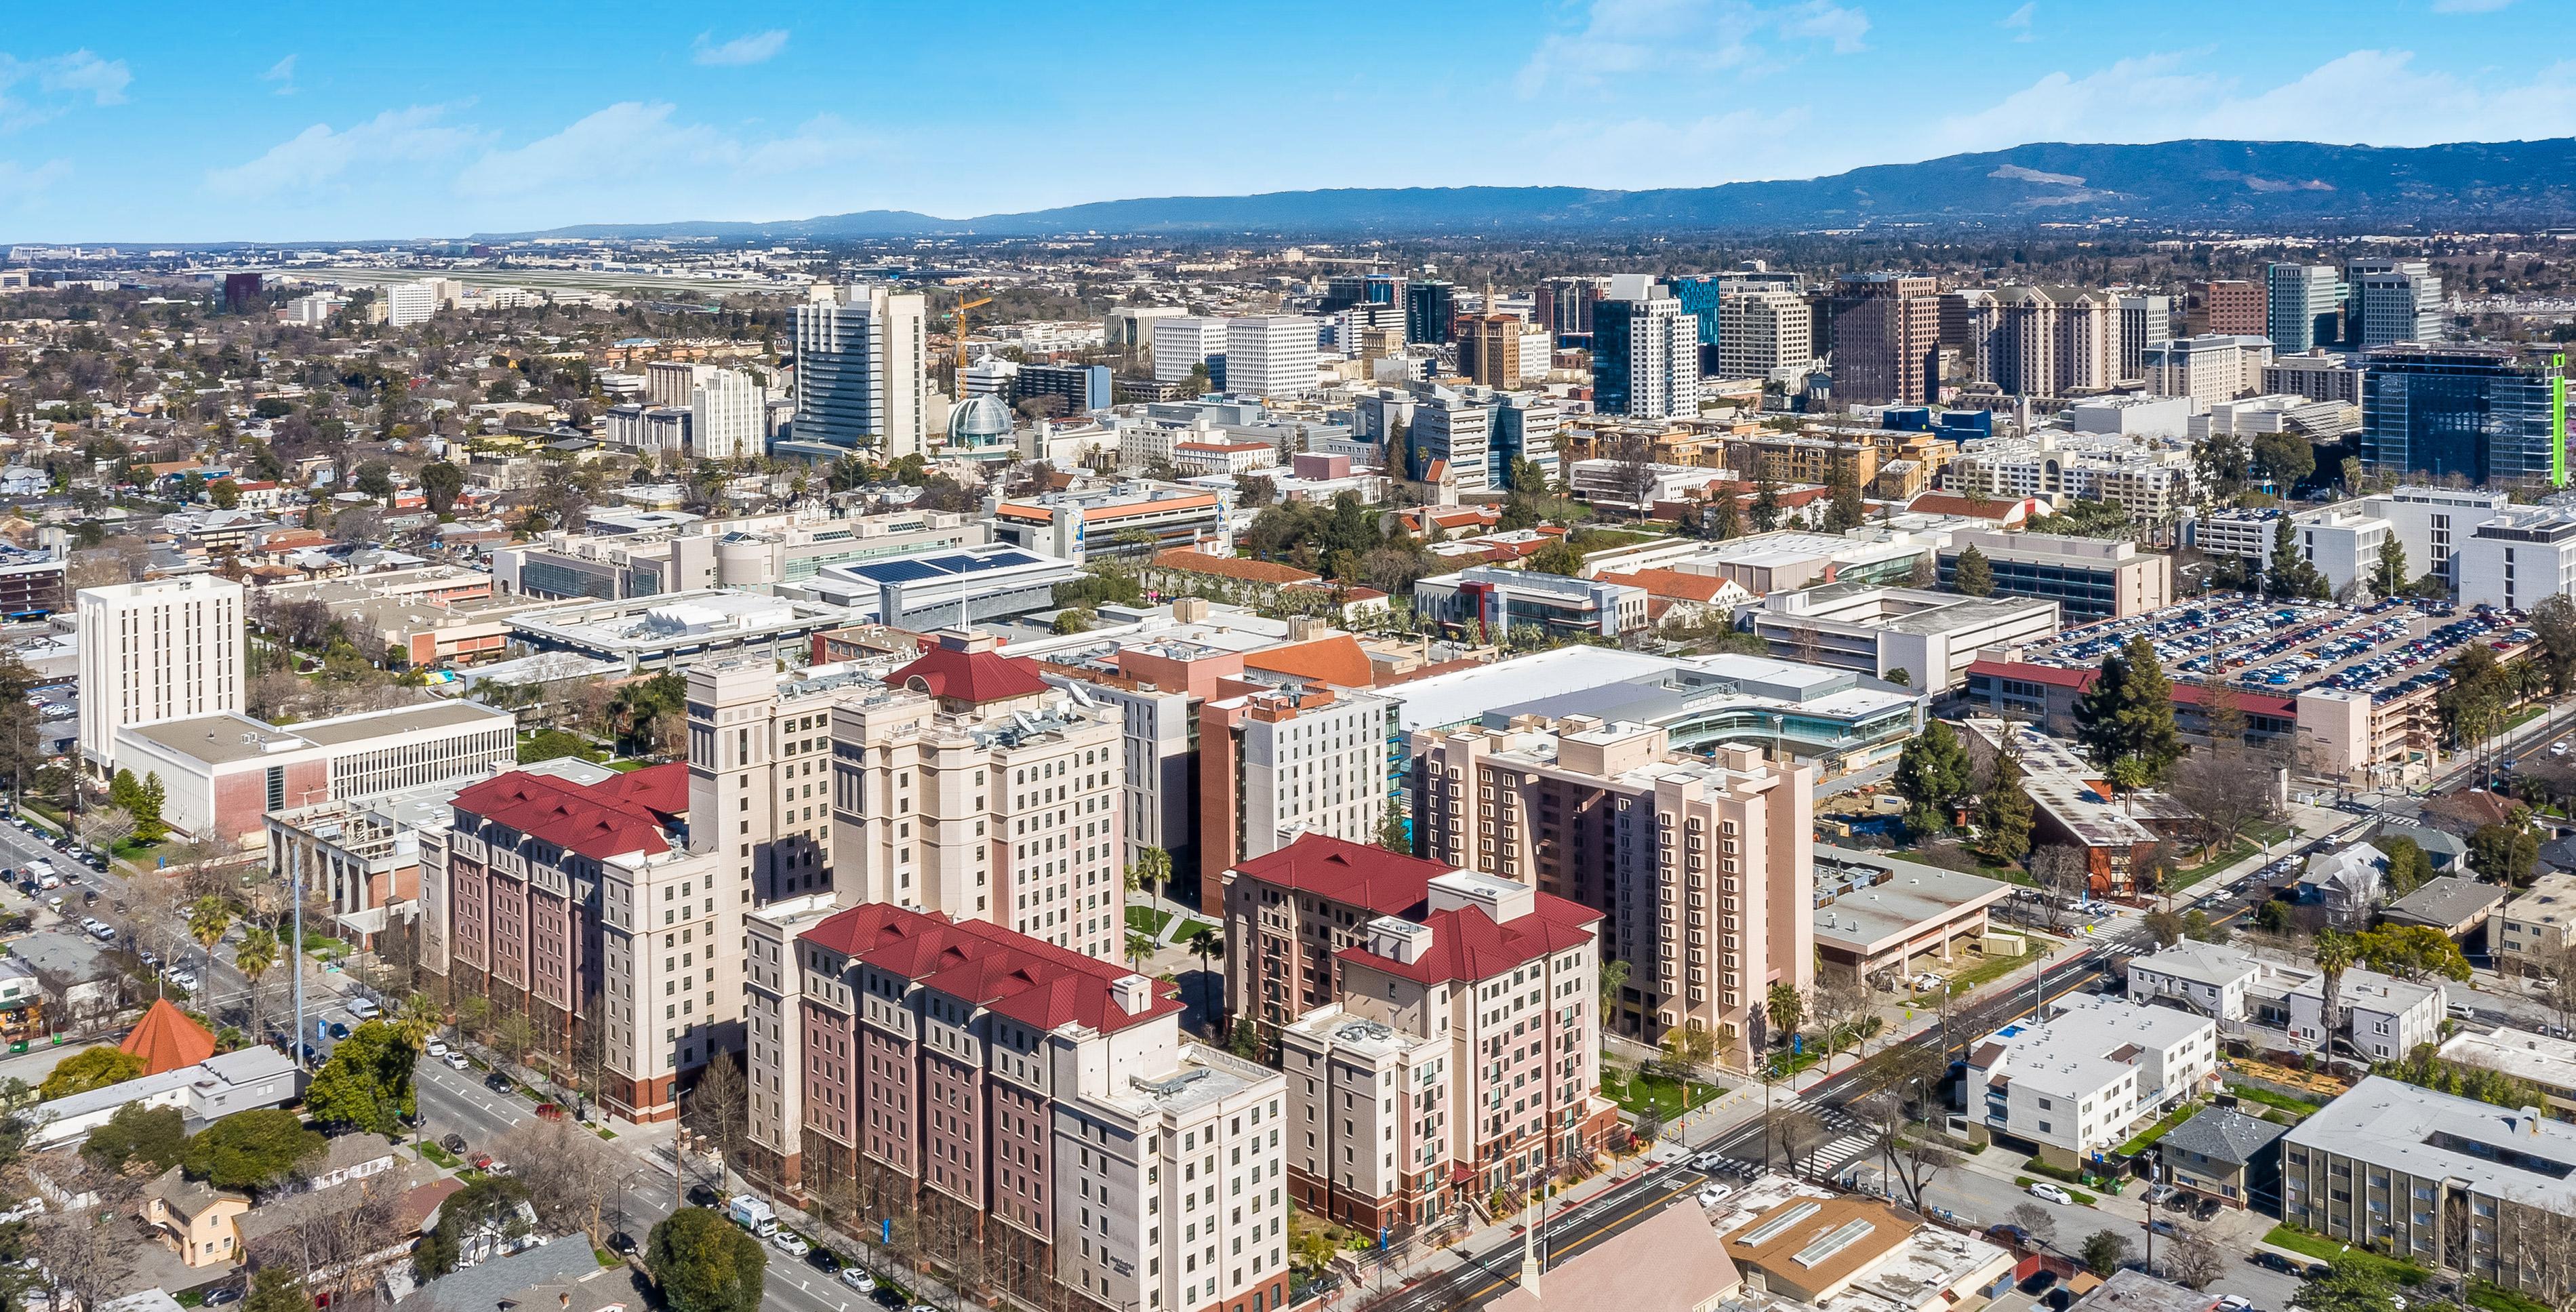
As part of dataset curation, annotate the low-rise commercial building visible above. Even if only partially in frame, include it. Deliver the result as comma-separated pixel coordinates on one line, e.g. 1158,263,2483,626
992,483,1230,561
1809,846,2013,989
507,589,849,671
789,544,1084,630
1751,584,2060,692
112,700,517,847
1413,566,1650,642
1934,529,2171,623
2438,1027,2576,1123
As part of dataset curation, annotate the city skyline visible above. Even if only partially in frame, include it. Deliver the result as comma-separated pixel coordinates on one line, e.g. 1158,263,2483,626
7,0,2575,241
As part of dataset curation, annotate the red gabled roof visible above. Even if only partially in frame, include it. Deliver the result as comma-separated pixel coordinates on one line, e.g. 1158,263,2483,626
799,903,1182,1035
1336,897,1600,987
1226,833,1451,917
890,643,1050,705
451,768,677,862
121,997,217,1076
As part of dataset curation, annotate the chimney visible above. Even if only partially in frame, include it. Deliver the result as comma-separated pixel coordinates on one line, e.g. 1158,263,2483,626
1111,974,1154,1016
2524,1105,2544,1137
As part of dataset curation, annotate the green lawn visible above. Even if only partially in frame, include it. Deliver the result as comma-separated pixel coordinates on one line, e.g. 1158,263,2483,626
2471,1282,2554,1312
2225,1082,2323,1119
1127,906,1175,935
2013,1176,2099,1206
2263,1225,2430,1286
1935,947,2035,996
1173,918,1215,944
2116,1100,2201,1157
2507,702,2550,731
1601,1065,1719,1121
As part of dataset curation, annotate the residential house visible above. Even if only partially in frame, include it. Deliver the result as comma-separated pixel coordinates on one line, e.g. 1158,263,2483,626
2499,871,2576,978
1966,995,2219,1169
2155,1106,2287,1211
2298,843,2387,926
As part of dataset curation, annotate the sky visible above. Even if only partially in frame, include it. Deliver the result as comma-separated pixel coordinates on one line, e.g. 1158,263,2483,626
9,0,2576,243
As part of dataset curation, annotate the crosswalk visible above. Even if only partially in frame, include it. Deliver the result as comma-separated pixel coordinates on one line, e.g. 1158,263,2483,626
1696,1096,1880,1180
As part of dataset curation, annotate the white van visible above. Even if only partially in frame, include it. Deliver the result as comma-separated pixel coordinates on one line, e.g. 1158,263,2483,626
346,997,381,1021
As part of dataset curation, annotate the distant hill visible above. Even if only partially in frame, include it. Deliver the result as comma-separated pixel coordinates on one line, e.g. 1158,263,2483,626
477,137,2576,241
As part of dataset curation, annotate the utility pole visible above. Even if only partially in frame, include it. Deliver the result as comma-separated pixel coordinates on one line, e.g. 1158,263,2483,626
290,854,305,1071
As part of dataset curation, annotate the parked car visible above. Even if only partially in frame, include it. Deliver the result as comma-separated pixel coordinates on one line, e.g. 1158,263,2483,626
442,1051,469,1070
202,1287,243,1307
840,1268,875,1292
806,1248,843,1273
424,1039,449,1057
326,1021,350,1039
2026,1182,2073,1206
485,1071,513,1093
439,1134,468,1153
771,1231,811,1258
1696,1185,1733,1208
609,1233,638,1256
346,997,380,1020
2219,1298,2253,1312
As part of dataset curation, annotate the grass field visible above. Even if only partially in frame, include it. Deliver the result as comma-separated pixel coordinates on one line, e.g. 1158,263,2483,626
1602,1065,1720,1121
2263,1225,2430,1286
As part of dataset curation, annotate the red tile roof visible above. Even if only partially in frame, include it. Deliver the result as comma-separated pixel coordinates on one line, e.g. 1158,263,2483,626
1597,567,1740,603
1964,658,2296,717
1244,635,1375,689
1151,547,1322,587
889,643,1050,705
799,904,1181,1035
121,997,216,1076
1226,833,1453,917
451,766,684,862
1338,898,1600,986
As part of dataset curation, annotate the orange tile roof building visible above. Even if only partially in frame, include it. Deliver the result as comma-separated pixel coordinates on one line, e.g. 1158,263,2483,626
122,998,217,1076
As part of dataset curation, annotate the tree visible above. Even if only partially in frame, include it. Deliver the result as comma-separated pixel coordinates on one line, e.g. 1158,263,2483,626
2377,835,2434,898
648,1206,768,1312
494,1117,622,1245
1953,544,1995,596
2071,637,2185,791
1978,744,2036,866
2266,516,2330,601
208,477,241,510
420,459,466,515
416,1175,533,1278
2008,1203,2059,1249
79,1101,186,1176
1750,469,1782,532
182,1107,324,1192
2371,534,2410,602
1824,454,1866,532
353,460,396,504
2082,1229,2131,1276
243,1265,308,1312
2030,845,2093,907
2251,431,2316,490
236,926,279,1039
1527,538,1584,578
303,1020,419,1133
2532,595,2576,695
1126,846,1173,912
2144,907,2186,948
1190,930,1227,1024
2313,929,2356,1058
1891,719,1975,835
2291,1262,2399,1312
1598,959,1631,1021
2165,744,2282,862
1775,1106,1829,1176
39,1046,144,1099
2470,818,2540,887
2353,924,2473,981
1765,981,1806,1048
2164,1228,2224,1289
682,1054,752,1175
2439,642,2512,751
108,767,167,843
186,894,233,988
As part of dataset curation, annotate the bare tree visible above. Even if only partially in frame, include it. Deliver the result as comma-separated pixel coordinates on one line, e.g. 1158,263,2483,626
2163,1227,2225,1290
73,806,134,858
22,1209,132,1312
682,1054,752,1179
1775,1107,1830,1179
2007,1201,2058,1250
1856,1088,1960,1215
2030,846,2093,912
494,1116,622,1244
2165,747,2283,862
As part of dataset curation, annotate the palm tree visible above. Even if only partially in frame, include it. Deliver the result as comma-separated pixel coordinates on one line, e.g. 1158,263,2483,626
1188,931,1226,1027
1765,982,1807,1056
235,926,278,1038
186,895,233,1001
396,991,440,1049
1125,929,1157,974
2314,928,2356,1057
1128,847,1173,922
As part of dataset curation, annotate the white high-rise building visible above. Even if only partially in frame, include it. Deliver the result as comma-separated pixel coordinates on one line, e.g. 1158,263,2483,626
1716,289,1813,380
1226,317,1319,398
1598,293,1700,418
792,283,927,458
2116,294,2173,381
384,280,439,327
691,367,769,461
77,577,245,779
2349,259,2444,349
1151,316,1229,384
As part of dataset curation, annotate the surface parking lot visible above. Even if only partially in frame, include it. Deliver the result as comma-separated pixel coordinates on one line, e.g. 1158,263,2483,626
2025,595,2532,704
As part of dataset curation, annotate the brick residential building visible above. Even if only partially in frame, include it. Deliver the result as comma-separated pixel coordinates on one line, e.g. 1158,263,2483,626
1411,721,1813,1067
757,902,1289,1312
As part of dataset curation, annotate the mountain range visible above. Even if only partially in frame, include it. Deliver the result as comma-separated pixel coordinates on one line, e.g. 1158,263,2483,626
477,137,2576,242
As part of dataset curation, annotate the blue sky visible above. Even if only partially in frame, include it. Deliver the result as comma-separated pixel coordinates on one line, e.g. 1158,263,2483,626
9,0,2576,242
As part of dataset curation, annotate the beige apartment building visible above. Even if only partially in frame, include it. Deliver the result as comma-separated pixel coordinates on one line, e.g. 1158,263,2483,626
2498,871,2576,978
829,632,1127,962
1411,718,1813,1066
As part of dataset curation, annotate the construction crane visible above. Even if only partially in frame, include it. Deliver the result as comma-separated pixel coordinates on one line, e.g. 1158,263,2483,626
951,294,993,376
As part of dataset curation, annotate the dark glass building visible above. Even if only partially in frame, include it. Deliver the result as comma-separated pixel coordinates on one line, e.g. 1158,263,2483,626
2360,346,2567,487
1405,281,1455,345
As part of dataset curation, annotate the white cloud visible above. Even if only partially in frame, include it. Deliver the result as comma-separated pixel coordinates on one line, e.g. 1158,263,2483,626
2432,0,2514,12
205,104,481,200
2000,2,2035,40
34,51,126,105
0,49,132,128
262,54,297,95
1516,0,1866,96
1915,49,2576,159
692,29,789,66
1779,1,1868,54
740,115,882,176
455,102,729,198
0,159,70,200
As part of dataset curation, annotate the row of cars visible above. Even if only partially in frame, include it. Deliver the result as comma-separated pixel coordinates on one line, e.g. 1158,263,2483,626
719,1192,927,1307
